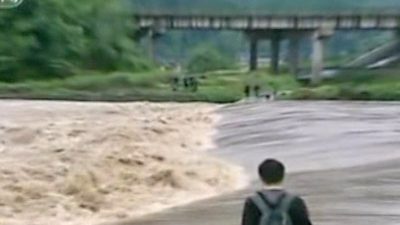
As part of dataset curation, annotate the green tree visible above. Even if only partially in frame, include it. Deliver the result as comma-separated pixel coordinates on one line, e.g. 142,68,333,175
0,0,150,82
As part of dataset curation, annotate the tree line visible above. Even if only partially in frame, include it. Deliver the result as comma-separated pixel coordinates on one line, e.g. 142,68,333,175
0,0,151,82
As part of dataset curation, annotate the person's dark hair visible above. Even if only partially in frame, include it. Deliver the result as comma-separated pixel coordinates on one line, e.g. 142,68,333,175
258,159,285,184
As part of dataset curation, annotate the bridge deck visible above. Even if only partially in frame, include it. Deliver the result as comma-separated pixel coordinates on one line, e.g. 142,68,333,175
135,13,400,30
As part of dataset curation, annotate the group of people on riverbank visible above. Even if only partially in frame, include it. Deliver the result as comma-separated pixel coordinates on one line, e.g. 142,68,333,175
171,75,199,92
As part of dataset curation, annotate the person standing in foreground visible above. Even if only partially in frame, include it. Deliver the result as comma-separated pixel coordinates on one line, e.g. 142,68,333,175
241,159,312,225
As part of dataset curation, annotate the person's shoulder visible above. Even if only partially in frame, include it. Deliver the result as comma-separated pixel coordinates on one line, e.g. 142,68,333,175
283,192,305,204
249,189,288,203
244,192,258,203
283,191,301,199
284,192,309,211
244,190,268,205
243,194,259,210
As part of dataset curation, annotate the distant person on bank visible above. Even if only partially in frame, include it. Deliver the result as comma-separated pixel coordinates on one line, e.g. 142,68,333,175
241,159,312,225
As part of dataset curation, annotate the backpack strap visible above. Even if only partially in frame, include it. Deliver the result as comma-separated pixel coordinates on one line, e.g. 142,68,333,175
251,192,295,213
276,194,296,213
250,193,272,214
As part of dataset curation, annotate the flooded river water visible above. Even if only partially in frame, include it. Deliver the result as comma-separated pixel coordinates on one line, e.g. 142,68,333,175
116,101,400,225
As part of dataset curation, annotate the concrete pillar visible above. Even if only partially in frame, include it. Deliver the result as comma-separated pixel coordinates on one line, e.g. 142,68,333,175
148,30,155,63
148,30,164,63
288,35,300,76
270,34,281,74
311,28,334,84
249,37,259,71
311,32,325,85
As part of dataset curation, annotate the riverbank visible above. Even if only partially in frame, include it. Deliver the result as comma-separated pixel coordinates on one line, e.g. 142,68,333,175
0,101,246,225
292,69,400,100
1,69,400,102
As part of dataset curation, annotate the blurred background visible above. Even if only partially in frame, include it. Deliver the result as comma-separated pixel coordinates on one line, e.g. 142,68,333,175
1,0,400,102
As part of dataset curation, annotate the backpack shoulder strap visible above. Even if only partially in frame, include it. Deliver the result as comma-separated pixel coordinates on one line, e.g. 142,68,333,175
250,192,272,214
277,194,296,212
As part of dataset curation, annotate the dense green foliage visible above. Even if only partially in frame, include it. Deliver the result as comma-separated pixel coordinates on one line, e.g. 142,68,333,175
0,0,151,82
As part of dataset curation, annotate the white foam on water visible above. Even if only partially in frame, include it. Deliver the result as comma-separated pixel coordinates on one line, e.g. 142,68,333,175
0,101,246,225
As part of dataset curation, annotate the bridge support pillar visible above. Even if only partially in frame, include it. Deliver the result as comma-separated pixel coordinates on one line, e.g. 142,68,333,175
147,30,156,63
311,29,333,85
311,33,323,85
147,29,164,64
270,33,281,74
288,34,300,77
249,37,259,71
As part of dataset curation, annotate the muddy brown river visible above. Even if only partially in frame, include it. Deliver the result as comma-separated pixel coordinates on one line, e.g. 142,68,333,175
113,101,400,225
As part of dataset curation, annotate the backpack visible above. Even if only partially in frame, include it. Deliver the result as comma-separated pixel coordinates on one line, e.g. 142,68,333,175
250,192,294,225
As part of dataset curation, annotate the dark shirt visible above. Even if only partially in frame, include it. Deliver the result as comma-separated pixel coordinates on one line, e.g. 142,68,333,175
241,189,312,225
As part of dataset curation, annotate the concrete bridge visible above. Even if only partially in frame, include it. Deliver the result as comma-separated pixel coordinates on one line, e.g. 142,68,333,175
134,13,400,84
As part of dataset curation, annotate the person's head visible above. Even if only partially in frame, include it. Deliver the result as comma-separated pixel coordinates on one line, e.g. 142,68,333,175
258,159,285,185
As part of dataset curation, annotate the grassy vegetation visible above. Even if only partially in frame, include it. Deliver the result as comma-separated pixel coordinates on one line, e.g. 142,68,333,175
0,69,400,103
292,69,400,101
0,70,298,103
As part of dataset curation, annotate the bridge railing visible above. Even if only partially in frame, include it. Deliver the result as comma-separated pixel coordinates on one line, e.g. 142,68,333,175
134,13,400,30
133,8,400,17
